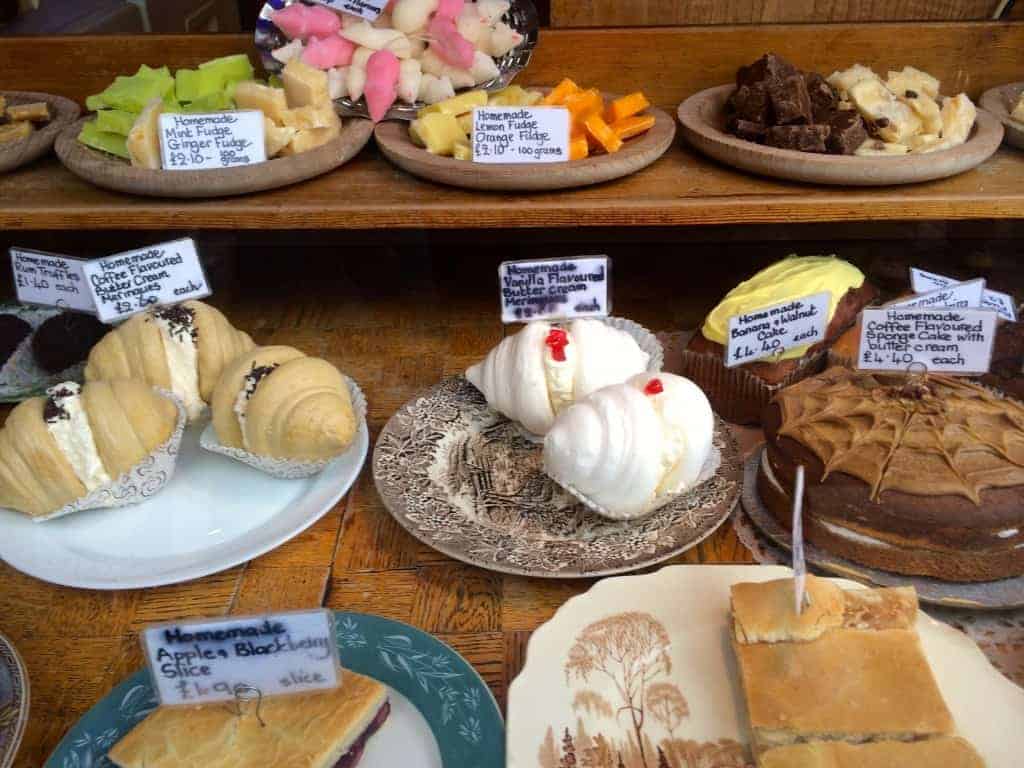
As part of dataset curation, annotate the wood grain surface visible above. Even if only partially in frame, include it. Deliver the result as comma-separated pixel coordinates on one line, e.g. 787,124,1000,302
55,116,374,199
678,84,1004,186
0,91,80,175
550,0,1005,27
373,98,676,192
980,82,1024,151
2,25,1024,228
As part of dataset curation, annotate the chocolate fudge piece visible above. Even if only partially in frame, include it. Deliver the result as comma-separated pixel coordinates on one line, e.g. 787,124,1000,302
768,75,813,125
727,117,768,142
825,109,868,155
805,72,838,122
737,52,799,88
729,81,771,124
767,124,830,153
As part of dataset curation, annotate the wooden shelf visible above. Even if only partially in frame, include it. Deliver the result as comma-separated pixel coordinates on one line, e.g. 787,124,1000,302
2,24,1024,230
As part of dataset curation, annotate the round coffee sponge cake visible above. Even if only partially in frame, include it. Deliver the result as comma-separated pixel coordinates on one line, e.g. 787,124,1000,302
760,366,1024,582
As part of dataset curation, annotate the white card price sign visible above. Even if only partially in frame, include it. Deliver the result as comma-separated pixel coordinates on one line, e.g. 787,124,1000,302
142,610,341,706
910,267,1016,321
857,307,997,374
159,111,266,171
499,256,610,323
314,0,387,21
9,248,95,313
473,107,570,164
82,237,211,323
892,278,985,311
725,292,831,368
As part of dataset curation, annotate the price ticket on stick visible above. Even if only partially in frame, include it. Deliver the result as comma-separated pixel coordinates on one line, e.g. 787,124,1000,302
142,609,341,706
314,0,387,21
159,111,265,171
9,247,96,313
725,292,830,368
910,267,1016,321
473,107,570,164
498,256,610,323
82,237,211,323
792,465,809,616
891,278,985,311
857,306,997,374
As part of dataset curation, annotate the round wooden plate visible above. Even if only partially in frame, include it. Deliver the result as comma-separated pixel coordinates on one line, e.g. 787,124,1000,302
0,91,80,174
678,83,1004,186
980,82,1024,151
55,115,373,198
373,95,676,192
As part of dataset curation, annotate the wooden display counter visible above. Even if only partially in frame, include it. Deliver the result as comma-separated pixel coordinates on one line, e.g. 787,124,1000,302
2,23,1024,229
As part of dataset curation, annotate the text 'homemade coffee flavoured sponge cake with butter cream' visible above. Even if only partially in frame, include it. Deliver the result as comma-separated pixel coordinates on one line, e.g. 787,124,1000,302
682,255,877,425
85,300,253,423
107,669,390,768
760,366,1024,582
731,576,985,768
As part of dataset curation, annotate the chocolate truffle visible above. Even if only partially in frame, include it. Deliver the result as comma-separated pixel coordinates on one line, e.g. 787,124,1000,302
31,312,108,374
0,314,32,368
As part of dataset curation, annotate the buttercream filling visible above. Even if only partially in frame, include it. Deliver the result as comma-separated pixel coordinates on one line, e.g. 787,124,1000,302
542,327,577,415
150,305,202,421
233,363,279,450
650,393,688,496
44,382,111,491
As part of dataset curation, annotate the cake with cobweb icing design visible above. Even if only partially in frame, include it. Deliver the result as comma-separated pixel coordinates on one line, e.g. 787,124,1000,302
759,366,1024,582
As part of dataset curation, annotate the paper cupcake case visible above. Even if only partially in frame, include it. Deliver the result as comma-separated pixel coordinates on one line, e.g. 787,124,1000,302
546,439,724,522
678,346,829,425
515,315,664,443
0,305,88,403
32,389,186,522
199,375,367,479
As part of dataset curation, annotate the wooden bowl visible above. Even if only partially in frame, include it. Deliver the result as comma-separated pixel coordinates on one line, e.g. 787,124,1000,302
980,82,1024,151
678,84,1004,186
0,91,80,174
55,116,373,199
373,94,676,192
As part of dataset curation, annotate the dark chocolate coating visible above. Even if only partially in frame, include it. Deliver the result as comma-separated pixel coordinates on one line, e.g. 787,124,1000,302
0,314,32,368
31,311,108,374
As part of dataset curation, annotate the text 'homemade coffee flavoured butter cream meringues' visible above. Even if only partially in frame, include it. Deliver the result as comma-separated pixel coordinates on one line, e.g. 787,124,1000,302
543,372,714,520
211,346,357,462
466,318,651,436
0,380,178,518
84,300,254,423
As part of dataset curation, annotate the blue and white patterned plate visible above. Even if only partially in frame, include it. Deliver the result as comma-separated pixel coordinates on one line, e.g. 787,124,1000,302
46,612,503,768
0,632,29,768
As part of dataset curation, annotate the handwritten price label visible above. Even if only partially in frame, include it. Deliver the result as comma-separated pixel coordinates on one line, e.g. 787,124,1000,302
472,107,570,164
857,307,996,374
498,257,610,323
159,111,265,171
910,267,1016,321
142,610,340,706
725,292,830,368
314,0,387,21
9,248,95,312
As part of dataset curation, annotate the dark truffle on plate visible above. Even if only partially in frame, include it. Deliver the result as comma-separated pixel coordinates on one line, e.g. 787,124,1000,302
31,311,107,373
0,314,32,368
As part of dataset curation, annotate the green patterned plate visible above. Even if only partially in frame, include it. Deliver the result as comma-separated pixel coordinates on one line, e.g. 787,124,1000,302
46,612,503,768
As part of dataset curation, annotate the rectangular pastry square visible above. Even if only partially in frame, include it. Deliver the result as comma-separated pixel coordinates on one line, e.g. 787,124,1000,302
758,737,984,768
734,627,954,749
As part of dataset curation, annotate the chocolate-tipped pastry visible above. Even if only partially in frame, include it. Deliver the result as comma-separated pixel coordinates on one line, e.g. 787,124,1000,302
0,315,32,368
31,312,108,374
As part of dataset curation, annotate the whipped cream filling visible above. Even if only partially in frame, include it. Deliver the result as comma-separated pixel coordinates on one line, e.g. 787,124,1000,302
542,327,577,415
650,395,689,496
150,306,203,421
233,363,280,450
44,382,111,491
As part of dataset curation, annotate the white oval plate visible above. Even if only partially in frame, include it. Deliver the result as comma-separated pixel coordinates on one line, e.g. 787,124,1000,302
0,418,368,589
508,564,1024,768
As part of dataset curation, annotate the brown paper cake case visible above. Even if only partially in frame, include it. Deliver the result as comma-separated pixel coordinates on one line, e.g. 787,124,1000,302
31,389,186,522
514,315,664,443
199,375,367,479
678,344,828,425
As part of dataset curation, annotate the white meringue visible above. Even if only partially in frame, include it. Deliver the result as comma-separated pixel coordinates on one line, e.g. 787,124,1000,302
465,318,651,436
543,373,714,520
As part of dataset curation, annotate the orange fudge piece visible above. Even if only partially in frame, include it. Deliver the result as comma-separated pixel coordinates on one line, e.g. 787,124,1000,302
569,134,589,160
542,78,580,105
612,114,655,140
583,113,623,154
606,92,650,123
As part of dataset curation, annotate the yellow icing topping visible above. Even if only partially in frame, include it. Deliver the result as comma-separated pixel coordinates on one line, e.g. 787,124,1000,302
701,255,865,361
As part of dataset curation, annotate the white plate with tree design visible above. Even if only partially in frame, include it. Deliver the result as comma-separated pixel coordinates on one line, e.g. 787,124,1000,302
507,564,1024,768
